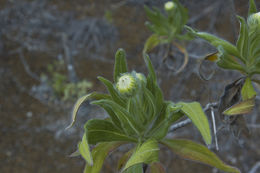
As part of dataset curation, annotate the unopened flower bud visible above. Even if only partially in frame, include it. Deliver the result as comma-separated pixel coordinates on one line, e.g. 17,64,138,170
164,1,175,11
136,73,147,85
247,12,260,30
116,73,138,97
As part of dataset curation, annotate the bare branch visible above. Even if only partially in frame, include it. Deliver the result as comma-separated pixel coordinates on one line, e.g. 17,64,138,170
249,161,260,173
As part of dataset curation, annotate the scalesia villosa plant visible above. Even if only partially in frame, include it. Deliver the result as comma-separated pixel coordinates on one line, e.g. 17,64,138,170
143,0,193,74
186,0,259,137
68,48,240,173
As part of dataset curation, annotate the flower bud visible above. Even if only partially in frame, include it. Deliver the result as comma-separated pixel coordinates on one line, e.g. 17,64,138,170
164,1,175,11
136,73,147,85
116,73,138,97
247,12,260,30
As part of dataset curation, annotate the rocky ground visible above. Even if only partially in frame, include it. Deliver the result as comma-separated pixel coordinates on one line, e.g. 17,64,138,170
0,0,260,172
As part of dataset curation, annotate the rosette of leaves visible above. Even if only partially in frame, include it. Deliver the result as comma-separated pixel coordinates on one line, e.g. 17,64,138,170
67,48,240,173
186,0,258,118
143,0,193,74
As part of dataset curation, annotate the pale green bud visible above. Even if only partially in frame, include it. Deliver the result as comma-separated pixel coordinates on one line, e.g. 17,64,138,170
164,1,175,11
136,73,147,85
247,12,260,30
116,73,138,97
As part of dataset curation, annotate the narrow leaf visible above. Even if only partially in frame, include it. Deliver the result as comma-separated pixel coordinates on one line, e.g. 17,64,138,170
85,119,137,145
241,77,257,100
217,46,245,72
186,26,242,62
84,142,124,173
117,148,135,171
92,99,140,135
114,48,128,82
144,54,156,83
143,34,161,54
123,139,159,171
248,0,257,16
177,102,212,145
161,139,241,173
98,76,125,107
123,164,143,173
66,92,109,129
79,133,93,165
236,16,249,59
223,98,255,115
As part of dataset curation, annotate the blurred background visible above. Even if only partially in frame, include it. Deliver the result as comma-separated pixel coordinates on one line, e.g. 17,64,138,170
0,0,260,172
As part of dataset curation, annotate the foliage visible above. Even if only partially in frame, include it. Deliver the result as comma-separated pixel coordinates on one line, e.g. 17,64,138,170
143,0,193,74
186,0,259,124
69,48,240,173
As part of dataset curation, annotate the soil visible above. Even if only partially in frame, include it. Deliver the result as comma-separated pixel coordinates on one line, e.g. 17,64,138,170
0,0,259,173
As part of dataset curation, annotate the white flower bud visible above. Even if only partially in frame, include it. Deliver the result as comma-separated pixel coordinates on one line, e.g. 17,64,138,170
116,73,138,97
164,1,175,11
247,12,260,30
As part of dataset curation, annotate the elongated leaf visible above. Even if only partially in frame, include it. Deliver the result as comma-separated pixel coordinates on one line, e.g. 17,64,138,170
84,142,124,173
149,162,166,173
217,46,245,72
161,139,240,173
248,0,257,16
117,148,135,171
123,139,159,171
236,16,249,59
66,92,110,129
177,102,212,145
85,119,137,145
144,54,156,83
123,164,143,173
98,76,125,106
146,103,183,140
143,34,161,54
186,26,243,62
79,133,93,165
114,48,128,82
92,99,140,135
241,77,257,100
223,98,255,115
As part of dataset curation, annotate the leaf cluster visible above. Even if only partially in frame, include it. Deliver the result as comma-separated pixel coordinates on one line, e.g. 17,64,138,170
69,48,240,173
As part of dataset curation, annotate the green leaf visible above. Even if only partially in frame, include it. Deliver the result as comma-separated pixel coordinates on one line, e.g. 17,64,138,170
92,99,140,135
241,77,257,100
79,133,93,165
84,142,124,173
123,164,143,173
223,98,255,115
161,139,241,173
236,16,249,59
123,139,159,171
66,92,110,129
85,119,137,145
146,103,183,140
249,29,260,61
186,26,242,62
149,162,166,173
248,0,257,16
177,102,212,145
98,76,126,107
117,148,135,171
144,54,156,83
143,34,161,54
114,48,128,82
217,46,245,72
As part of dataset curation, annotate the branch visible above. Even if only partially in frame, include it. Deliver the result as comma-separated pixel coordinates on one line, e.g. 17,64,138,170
249,161,260,173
